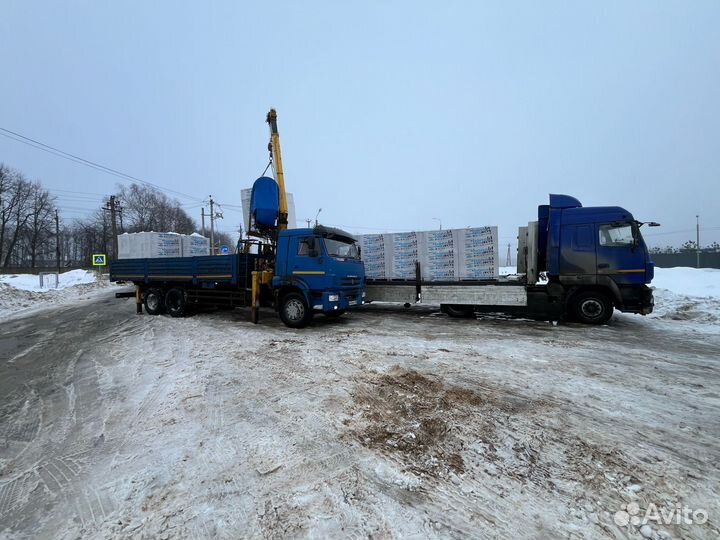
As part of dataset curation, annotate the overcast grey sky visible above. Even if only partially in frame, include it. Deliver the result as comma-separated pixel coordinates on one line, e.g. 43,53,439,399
1,1,718,249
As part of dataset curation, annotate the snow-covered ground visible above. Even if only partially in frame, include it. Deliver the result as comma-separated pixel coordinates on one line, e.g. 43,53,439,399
1,280,718,539
0,269,112,320
0,269,98,292
646,267,720,328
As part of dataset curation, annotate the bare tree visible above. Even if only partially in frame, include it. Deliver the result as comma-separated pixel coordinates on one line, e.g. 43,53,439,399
0,165,20,263
118,184,196,234
2,171,35,267
0,163,201,269
25,183,56,268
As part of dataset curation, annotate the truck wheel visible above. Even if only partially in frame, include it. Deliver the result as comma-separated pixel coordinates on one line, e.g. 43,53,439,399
144,288,165,315
280,293,312,328
165,287,187,318
441,304,475,318
571,291,613,324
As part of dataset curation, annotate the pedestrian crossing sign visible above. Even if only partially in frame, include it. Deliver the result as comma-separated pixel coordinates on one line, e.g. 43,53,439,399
92,254,107,266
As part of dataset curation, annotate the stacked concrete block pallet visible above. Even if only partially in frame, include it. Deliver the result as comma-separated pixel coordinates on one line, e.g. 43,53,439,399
359,226,498,281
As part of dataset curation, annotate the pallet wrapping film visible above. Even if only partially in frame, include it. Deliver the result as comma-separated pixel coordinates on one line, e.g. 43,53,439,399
118,232,210,259
359,234,388,279
359,226,498,281
391,232,419,280
182,233,211,257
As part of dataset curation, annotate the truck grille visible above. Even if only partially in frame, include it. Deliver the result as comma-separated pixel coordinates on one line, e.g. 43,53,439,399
341,277,360,286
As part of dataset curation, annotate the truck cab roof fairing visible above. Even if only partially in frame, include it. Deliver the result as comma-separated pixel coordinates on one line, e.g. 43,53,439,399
313,225,358,244
549,194,582,209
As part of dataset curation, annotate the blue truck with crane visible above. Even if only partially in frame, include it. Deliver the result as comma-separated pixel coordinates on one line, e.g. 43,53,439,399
109,110,365,328
363,193,656,324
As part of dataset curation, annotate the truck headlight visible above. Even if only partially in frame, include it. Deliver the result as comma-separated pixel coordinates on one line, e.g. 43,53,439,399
328,294,339,302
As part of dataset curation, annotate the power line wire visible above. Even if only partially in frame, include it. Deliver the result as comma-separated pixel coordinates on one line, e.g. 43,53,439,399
0,127,203,202
48,188,109,196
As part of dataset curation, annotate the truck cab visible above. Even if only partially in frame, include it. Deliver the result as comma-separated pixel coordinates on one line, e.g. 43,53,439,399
272,226,365,327
538,194,654,322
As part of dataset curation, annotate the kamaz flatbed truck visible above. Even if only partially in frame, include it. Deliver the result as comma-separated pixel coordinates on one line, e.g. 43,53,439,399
364,194,655,324
109,225,365,328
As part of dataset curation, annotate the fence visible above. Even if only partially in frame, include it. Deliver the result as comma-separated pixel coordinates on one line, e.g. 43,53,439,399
650,252,720,269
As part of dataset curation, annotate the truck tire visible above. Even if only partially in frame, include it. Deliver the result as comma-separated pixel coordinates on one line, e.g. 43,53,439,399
441,304,475,318
165,287,187,318
280,292,312,328
144,288,165,315
571,291,613,325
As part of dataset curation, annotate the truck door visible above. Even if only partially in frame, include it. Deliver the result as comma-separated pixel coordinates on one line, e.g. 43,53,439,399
290,235,328,291
596,222,647,285
559,224,597,276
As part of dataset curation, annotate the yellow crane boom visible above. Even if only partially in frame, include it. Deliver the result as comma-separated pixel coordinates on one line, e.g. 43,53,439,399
266,109,289,231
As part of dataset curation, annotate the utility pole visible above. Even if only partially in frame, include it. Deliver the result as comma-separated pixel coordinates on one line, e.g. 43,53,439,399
55,209,60,275
103,195,122,260
209,197,215,255
208,196,225,255
201,208,206,237
108,195,118,260
697,215,701,269
506,243,511,267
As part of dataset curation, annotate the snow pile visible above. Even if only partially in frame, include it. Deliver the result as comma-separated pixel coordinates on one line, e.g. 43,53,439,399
0,269,111,320
0,269,97,292
649,267,720,325
651,267,719,298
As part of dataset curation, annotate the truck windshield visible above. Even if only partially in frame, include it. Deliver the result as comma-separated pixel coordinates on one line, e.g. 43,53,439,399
324,237,360,259
599,223,635,247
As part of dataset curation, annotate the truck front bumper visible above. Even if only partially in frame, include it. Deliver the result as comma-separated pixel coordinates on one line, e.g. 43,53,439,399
617,285,654,315
312,289,365,312
640,286,654,315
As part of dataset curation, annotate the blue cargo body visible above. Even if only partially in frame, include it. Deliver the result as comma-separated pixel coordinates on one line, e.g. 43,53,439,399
110,253,258,288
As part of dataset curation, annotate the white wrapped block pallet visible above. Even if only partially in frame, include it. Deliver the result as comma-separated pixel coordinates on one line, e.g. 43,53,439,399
358,234,388,279
182,233,210,257
359,226,498,281
118,232,210,259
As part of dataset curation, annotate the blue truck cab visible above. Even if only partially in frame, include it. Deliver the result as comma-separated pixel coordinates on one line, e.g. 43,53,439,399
272,226,365,327
539,194,654,322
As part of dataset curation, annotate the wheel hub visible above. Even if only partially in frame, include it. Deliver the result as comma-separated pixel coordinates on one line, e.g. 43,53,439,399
581,299,603,318
286,299,304,321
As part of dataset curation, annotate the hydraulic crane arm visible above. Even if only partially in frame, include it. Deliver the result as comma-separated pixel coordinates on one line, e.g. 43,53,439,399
266,109,289,231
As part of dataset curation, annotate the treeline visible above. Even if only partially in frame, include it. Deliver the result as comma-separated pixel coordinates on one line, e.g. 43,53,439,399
0,163,232,269
649,241,720,255
0,164,56,268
